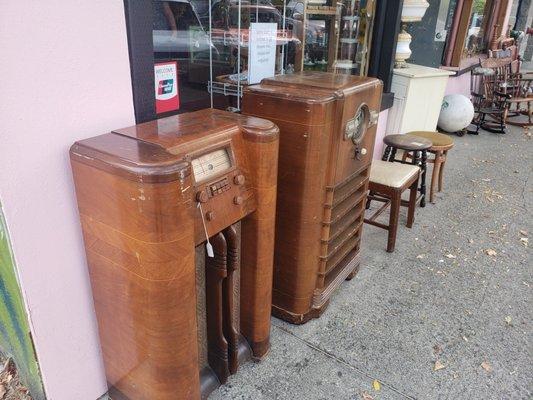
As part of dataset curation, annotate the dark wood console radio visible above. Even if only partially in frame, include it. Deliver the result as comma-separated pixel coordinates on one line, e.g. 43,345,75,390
243,72,382,324
70,109,279,399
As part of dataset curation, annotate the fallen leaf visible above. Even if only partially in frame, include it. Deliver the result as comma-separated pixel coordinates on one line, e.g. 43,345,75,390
481,361,492,372
445,254,456,259
416,254,426,259
519,230,528,236
505,316,512,326
520,237,528,247
482,178,491,182
361,391,374,400
372,379,381,391
434,360,445,371
485,249,497,256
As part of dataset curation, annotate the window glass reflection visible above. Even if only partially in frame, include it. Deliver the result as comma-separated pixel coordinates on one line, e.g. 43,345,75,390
464,0,487,57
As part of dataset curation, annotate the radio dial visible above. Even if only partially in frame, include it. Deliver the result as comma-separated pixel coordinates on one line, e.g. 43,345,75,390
234,174,245,185
196,191,208,203
233,196,243,205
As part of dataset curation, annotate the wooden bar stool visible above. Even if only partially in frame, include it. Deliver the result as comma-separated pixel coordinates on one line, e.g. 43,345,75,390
404,131,454,204
364,160,420,252
382,134,432,207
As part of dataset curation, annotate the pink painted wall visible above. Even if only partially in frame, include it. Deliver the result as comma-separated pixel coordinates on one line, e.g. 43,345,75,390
0,2,135,399
444,72,471,97
372,109,389,159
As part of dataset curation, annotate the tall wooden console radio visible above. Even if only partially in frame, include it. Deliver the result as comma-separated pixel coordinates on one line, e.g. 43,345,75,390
243,72,382,324
70,109,279,399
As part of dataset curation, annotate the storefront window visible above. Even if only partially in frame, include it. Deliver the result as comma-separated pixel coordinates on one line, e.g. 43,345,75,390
124,0,395,121
463,0,488,57
153,0,300,113
151,0,376,114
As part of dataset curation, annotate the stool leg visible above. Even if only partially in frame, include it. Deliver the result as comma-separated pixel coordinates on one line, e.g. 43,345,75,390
412,150,420,166
389,147,397,162
438,151,447,192
366,191,373,210
382,146,392,161
430,151,442,204
387,191,401,253
420,150,427,207
407,178,419,228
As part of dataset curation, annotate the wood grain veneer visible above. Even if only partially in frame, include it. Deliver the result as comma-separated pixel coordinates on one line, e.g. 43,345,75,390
70,109,279,399
242,72,382,324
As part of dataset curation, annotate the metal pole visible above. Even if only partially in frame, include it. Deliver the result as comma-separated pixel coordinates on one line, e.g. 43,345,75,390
209,0,213,108
237,0,242,111
282,0,286,74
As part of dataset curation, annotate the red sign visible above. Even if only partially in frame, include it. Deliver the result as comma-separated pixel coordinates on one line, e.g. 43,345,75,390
154,61,180,114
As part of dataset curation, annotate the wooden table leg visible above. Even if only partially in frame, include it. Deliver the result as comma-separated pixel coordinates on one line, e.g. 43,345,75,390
438,150,447,192
430,151,441,204
407,178,418,228
420,150,427,207
387,190,401,253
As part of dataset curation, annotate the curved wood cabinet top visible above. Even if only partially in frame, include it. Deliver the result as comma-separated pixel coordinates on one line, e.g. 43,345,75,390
243,72,383,324
70,108,279,399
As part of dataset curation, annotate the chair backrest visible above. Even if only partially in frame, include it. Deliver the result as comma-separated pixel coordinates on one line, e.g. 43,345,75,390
480,57,512,76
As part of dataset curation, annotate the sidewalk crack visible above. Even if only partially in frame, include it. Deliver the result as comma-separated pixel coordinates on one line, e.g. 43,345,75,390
272,323,417,400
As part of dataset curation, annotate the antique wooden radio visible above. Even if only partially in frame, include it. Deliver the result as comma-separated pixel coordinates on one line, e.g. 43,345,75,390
70,109,279,399
242,72,382,324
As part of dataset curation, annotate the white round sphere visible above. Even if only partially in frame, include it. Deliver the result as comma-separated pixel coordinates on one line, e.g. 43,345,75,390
438,94,475,132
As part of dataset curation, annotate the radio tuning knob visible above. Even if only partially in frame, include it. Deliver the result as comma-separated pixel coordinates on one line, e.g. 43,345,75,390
196,191,208,203
233,196,243,205
233,174,245,185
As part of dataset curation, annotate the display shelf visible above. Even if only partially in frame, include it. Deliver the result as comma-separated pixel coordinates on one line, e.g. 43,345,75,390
209,28,299,47
295,0,375,76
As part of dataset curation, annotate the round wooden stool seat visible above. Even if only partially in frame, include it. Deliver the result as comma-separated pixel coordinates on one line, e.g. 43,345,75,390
406,131,454,150
383,134,432,151
404,131,455,204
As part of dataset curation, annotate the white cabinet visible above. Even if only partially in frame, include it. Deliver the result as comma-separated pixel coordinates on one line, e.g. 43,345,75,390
386,63,454,135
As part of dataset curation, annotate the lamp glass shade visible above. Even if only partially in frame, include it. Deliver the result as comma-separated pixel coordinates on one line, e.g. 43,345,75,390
401,0,430,23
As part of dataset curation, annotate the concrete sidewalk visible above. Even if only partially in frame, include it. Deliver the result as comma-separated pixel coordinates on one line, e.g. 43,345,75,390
211,124,532,399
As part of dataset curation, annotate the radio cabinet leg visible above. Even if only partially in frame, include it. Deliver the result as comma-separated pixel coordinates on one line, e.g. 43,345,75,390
206,233,230,384
223,225,241,374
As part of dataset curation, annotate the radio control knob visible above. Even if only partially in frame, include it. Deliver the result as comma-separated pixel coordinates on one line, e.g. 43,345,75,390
196,191,208,203
206,211,215,221
233,174,245,185
233,196,243,205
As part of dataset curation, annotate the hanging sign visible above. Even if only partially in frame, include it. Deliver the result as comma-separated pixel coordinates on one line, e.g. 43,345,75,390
154,61,180,114
248,23,277,85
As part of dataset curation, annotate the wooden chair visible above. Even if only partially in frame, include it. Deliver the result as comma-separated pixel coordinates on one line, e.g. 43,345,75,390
502,75,533,127
471,74,511,134
364,160,420,253
381,134,432,207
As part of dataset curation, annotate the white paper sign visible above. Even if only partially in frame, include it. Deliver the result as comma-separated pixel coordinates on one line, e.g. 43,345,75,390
248,23,277,85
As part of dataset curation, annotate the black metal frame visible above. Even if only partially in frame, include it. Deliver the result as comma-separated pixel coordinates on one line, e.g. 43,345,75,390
124,0,156,123
368,0,404,111
124,0,403,123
